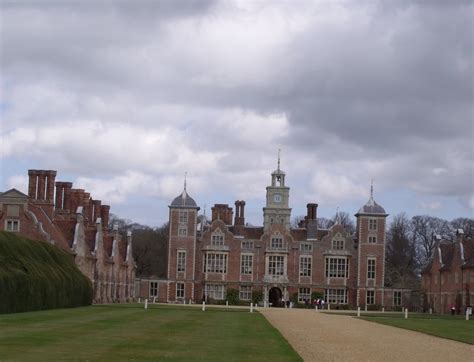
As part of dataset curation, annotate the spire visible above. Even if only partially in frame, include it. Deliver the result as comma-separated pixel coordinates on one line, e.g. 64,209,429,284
370,179,374,198
277,148,281,171
184,171,187,192
335,206,341,224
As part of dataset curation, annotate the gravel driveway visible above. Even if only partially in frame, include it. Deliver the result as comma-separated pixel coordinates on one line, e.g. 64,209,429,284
260,308,473,362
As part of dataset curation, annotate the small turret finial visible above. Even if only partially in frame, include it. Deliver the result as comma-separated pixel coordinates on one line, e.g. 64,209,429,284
277,148,281,171
370,179,374,198
184,171,187,191
335,206,341,224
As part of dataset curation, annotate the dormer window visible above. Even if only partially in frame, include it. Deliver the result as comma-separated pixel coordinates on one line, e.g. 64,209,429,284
211,229,224,246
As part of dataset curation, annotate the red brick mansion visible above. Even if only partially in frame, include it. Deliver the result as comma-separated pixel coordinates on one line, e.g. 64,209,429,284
0,170,136,304
158,162,407,309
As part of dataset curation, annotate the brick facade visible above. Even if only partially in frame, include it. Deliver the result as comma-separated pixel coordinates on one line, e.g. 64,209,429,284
421,230,474,314
162,165,399,309
0,169,136,304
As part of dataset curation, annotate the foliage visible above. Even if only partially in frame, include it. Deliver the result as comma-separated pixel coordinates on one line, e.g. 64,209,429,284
0,231,92,314
290,292,299,304
252,290,263,305
0,304,303,360
226,288,240,305
311,291,324,301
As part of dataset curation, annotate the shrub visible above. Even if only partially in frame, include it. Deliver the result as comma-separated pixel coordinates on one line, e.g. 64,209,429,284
226,288,240,305
0,231,93,314
251,290,263,305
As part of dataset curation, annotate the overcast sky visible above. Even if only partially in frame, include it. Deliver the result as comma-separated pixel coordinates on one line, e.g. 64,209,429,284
1,0,473,227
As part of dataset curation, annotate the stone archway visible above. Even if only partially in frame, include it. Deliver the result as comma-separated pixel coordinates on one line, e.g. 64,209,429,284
269,287,283,307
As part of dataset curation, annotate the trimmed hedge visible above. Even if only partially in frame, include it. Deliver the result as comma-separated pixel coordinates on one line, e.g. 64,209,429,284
0,231,92,314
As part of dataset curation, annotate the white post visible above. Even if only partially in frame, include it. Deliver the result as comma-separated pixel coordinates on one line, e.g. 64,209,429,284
466,310,469,321
189,299,192,305
138,298,141,303
226,301,229,307
250,303,254,313
144,299,148,310
153,297,156,304
405,308,408,319
365,305,368,312
328,303,330,311
264,301,267,308
357,307,361,317
183,299,186,305
429,308,432,314
382,307,385,313
202,301,206,312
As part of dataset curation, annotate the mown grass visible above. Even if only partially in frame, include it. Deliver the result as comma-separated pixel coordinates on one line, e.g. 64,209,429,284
355,312,474,345
0,304,302,361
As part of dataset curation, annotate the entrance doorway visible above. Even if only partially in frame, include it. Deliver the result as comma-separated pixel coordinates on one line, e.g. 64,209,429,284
269,287,283,307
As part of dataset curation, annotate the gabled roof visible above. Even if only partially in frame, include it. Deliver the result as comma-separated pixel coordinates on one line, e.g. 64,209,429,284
0,188,28,199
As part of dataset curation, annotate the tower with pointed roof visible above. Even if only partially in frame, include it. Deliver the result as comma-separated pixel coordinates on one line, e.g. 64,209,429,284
167,175,200,302
263,150,292,231
355,182,388,308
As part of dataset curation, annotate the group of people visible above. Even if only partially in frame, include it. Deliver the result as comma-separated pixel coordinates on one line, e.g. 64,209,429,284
313,298,326,309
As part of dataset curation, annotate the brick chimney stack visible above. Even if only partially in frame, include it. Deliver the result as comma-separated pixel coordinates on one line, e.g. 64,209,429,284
45,170,57,203
92,199,102,223
306,203,318,239
212,204,233,225
55,181,73,211
234,200,246,226
101,205,110,230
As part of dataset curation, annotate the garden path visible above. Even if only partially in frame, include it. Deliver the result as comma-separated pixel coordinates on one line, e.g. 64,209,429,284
260,308,473,362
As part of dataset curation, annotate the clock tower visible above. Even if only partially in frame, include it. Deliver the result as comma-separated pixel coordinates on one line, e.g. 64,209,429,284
263,152,292,231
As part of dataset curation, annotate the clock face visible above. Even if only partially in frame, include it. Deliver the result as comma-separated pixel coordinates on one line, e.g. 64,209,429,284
274,194,282,203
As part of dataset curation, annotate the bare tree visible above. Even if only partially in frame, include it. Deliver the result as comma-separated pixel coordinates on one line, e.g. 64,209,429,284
450,217,474,239
385,213,419,288
411,215,451,267
317,217,333,229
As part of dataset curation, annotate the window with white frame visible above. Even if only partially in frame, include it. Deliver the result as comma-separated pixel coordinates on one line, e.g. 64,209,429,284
369,219,377,231
368,236,377,243
178,226,187,236
325,257,348,278
332,237,344,250
393,291,402,306
177,251,186,272
299,256,312,276
300,242,312,252
5,220,19,232
268,255,285,275
211,230,224,246
204,253,228,273
271,236,283,249
239,285,252,300
149,281,158,297
367,258,376,279
176,282,185,299
179,211,188,223
366,290,375,305
240,254,253,274
241,240,254,249
326,288,347,304
298,287,311,303
205,284,225,300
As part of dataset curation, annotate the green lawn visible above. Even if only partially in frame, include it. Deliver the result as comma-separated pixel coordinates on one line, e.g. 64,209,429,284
0,304,302,361
357,313,474,345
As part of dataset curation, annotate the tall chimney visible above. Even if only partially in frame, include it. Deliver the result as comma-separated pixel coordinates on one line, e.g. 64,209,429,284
234,200,246,226
92,199,102,223
28,170,39,199
36,171,46,200
45,170,57,203
101,205,110,230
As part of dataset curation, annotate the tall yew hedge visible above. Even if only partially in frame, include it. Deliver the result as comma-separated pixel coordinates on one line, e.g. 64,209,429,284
0,231,92,314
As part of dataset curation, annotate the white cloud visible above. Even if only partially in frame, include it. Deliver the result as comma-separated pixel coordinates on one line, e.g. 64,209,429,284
6,175,28,193
419,201,442,211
